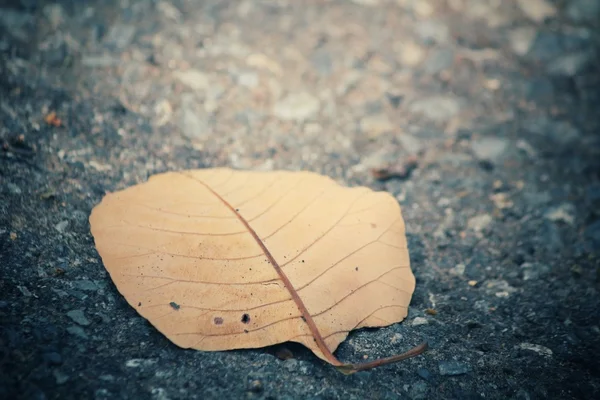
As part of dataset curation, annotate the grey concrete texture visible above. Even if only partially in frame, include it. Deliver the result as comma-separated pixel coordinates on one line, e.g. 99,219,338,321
1,0,599,399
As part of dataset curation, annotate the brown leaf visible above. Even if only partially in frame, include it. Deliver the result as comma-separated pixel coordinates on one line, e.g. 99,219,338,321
89,168,426,373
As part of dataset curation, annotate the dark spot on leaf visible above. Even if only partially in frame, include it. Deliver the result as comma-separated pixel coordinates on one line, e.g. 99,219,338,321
235,208,239,211
371,223,377,228
355,267,359,271
301,316,306,322
241,313,250,324
214,317,224,325
170,301,180,310
138,302,142,307
244,329,249,333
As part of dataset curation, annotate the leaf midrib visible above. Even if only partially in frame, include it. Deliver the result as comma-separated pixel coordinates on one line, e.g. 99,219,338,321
180,171,341,366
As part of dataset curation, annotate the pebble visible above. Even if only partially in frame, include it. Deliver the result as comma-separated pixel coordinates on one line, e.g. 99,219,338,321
508,27,537,57
7,183,22,194
0,8,34,40
360,114,394,138
544,203,576,225
66,309,91,326
66,325,88,339
53,370,69,385
55,220,69,233
471,137,508,166
523,118,581,146
273,92,320,121
546,52,592,77
521,262,551,281
438,360,470,376
310,49,333,76
516,0,557,23
175,69,210,91
181,108,209,140
282,359,314,375
71,280,100,291
566,0,600,22
409,96,462,122
423,48,454,74
104,24,136,49
412,317,429,326
399,41,426,66
409,381,429,399
417,367,434,382
414,20,449,45
236,71,259,88
519,343,553,357
398,133,423,155
467,214,492,232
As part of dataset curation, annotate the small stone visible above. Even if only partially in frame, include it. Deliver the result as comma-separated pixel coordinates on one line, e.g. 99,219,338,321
522,262,551,281
273,92,320,121
409,381,430,400
566,0,600,22
104,24,135,49
451,263,466,276
467,214,492,232
360,114,394,138
55,220,69,233
66,309,91,326
0,9,34,40
7,183,21,194
398,134,423,154
417,367,434,381
547,52,592,77
43,4,66,29
516,139,538,158
175,69,210,91
423,48,454,74
412,317,429,326
471,137,508,165
485,280,517,297
415,20,449,45
310,50,333,76
438,360,470,376
544,203,576,225
181,108,209,140
53,370,69,385
66,325,88,339
409,96,462,122
516,0,557,22
508,27,537,56
519,343,553,357
71,280,99,291
237,71,259,88
400,41,426,66
246,53,283,76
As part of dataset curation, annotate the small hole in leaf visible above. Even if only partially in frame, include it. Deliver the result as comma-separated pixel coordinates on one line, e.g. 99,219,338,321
214,317,224,325
241,313,250,324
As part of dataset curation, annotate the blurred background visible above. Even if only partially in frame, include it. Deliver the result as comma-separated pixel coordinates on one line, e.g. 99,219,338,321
1,0,599,399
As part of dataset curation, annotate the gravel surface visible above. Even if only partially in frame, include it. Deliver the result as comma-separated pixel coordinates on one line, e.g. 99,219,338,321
1,0,599,399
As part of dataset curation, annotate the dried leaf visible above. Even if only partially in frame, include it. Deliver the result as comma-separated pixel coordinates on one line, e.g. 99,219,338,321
89,168,426,373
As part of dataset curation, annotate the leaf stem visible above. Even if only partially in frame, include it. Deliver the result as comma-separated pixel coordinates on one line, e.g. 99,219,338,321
335,342,428,375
